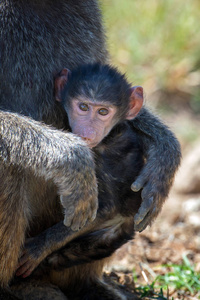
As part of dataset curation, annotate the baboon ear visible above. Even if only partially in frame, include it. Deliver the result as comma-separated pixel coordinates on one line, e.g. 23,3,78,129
126,86,144,120
55,68,71,102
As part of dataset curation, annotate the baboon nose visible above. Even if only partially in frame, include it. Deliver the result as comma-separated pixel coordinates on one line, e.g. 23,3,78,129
82,137,92,142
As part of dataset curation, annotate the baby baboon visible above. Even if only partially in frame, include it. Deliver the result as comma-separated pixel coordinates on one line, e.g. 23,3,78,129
13,64,179,300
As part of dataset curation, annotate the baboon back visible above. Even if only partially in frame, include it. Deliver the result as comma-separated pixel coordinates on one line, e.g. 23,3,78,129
0,0,107,124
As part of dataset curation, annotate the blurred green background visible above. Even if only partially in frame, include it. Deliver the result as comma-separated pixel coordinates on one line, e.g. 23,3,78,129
101,0,200,146
100,4,200,297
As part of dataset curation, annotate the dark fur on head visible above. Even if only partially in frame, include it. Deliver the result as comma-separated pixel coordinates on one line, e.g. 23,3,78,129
62,63,132,119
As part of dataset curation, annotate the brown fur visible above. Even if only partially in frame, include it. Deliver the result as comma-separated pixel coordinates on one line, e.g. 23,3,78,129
10,120,143,300
0,111,98,287
0,0,181,299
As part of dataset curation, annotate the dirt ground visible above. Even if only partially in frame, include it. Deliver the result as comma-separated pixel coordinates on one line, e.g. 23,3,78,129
104,106,200,300
104,189,200,299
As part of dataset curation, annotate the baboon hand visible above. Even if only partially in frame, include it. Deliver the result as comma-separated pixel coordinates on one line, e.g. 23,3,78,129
61,192,98,231
16,237,45,278
55,141,98,231
131,174,164,232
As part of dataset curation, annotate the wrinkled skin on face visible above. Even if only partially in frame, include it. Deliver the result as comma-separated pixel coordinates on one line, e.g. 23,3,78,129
55,67,144,149
67,97,118,148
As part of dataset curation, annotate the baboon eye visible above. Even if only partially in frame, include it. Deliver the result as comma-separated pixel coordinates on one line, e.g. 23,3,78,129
79,103,89,111
98,108,109,116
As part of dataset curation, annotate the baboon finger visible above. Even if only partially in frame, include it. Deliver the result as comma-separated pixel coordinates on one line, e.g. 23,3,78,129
17,253,28,268
89,197,98,221
134,207,156,232
16,261,31,277
134,212,150,232
134,196,154,225
131,175,147,192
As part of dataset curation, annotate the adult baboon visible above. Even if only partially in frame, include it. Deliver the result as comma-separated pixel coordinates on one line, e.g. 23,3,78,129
0,1,181,299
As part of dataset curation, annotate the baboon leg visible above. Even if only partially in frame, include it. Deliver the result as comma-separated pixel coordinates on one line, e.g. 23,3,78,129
11,279,68,300
0,288,21,300
80,279,127,300
48,261,127,300
45,219,134,271
0,165,29,287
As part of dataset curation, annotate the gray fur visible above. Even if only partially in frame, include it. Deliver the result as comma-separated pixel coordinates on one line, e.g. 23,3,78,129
0,0,181,299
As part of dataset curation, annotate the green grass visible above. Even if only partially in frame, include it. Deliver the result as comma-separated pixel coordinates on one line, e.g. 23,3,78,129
135,284,169,299
133,256,200,299
156,255,200,295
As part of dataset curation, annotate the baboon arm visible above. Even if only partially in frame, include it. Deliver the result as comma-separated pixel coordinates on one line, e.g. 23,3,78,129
0,112,98,270
17,219,134,276
0,111,95,185
16,221,98,277
44,221,134,270
0,171,28,287
130,107,181,231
